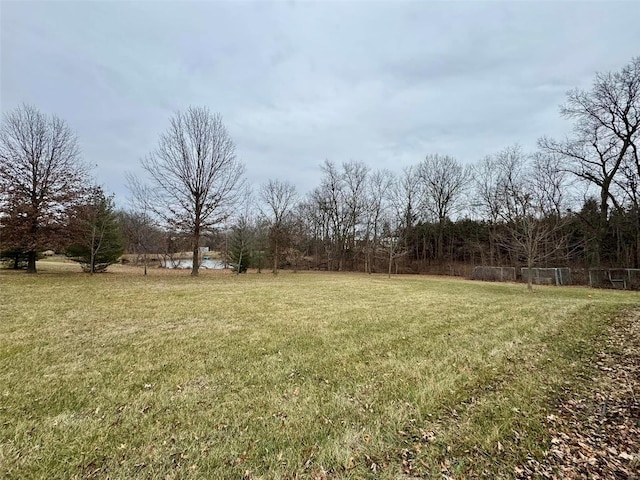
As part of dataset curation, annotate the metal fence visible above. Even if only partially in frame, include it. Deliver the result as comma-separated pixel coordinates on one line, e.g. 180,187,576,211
588,268,640,290
521,267,572,286
471,266,516,282
470,265,640,290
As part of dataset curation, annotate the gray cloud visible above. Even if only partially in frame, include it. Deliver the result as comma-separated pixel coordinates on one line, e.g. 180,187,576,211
2,1,639,203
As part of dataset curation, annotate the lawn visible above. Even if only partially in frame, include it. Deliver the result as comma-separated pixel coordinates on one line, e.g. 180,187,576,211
0,262,637,479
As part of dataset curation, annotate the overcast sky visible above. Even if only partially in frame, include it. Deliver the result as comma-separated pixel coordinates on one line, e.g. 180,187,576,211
2,1,639,204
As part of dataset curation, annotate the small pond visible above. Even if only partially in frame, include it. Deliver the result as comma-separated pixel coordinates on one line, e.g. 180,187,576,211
161,258,226,270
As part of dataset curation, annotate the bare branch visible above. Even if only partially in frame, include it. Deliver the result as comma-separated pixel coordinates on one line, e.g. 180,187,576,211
0,104,87,273
140,106,245,275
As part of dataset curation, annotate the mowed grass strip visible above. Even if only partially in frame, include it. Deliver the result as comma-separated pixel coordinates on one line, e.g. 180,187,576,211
0,263,637,479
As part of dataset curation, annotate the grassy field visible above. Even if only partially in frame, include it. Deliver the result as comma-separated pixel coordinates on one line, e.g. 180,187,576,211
1,261,638,479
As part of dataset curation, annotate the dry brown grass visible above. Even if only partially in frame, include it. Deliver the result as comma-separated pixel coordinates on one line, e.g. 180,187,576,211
1,263,637,478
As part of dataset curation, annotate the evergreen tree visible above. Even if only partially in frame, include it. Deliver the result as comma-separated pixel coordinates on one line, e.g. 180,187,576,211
227,218,252,274
0,247,31,270
66,188,124,273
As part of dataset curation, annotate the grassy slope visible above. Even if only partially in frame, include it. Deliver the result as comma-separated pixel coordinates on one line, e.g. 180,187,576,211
0,263,637,479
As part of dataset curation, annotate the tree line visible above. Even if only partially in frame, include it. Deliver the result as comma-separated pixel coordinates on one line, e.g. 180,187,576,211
1,57,638,276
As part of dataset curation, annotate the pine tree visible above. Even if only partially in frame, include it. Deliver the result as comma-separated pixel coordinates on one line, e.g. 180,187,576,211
66,188,124,273
227,219,252,274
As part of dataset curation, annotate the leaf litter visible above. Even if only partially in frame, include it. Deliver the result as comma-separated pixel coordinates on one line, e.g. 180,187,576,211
517,309,640,479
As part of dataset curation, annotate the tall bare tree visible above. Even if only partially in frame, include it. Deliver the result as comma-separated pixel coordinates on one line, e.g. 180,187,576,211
259,179,297,274
315,161,350,271
312,160,370,270
418,154,470,261
125,173,162,275
0,104,86,273
490,146,569,290
617,153,640,267
141,106,244,276
390,166,421,268
363,169,394,273
529,151,574,217
471,154,504,265
297,195,330,269
530,150,577,264
118,209,162,274
343,161,369,269
539,57,640,265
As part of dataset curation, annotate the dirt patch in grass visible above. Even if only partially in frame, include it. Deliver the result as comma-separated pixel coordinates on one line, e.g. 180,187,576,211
518,309,640,479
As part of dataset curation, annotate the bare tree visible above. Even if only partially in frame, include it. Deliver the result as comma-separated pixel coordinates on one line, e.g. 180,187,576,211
491,146,569,290
125,173,161,275
471,155,504,265
343,161,369,269
418,154,470,261
530,151,574,217
259,179,297,274
539,57,640,265
381,209,406,278
0,104,87,273
389,165,422,269
297,195,330,269
119,209,162,274
315,161,350,271
363,169,394,273
617,153,640,267
312,160,371,270
530,150,577,264
141,106,245,276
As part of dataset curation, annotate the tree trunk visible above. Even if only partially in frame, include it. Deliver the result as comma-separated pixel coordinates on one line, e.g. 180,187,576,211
422,236,427,271
489,227,495,266
388,240,393,279
273,237,278,274
26,251,37,274
636,228,640,269
192,239,200,276
437,220,444,262
90,225,96,274
634,208,640,269
595,192,610,267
